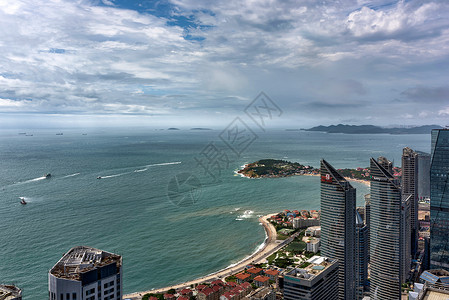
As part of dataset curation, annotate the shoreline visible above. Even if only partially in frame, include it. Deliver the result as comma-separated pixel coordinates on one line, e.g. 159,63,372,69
123,214,279,299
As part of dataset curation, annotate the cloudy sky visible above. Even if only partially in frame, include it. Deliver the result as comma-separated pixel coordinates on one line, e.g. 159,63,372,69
1,0,448,128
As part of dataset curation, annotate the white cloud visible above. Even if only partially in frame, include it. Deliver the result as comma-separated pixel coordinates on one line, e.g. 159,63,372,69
0,0,448,127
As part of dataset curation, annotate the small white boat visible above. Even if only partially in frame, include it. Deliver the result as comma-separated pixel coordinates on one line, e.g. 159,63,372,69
19,197,27,205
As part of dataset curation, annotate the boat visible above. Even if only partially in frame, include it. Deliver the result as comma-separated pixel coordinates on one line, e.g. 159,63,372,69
45,173,51,178
97,176,102,179
19,197,27,205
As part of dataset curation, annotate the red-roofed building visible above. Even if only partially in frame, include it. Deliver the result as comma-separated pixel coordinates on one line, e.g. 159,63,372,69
211,280,224,286
225,281,237,291
239,282,252,292
212,285,223,295
197,287,215,300
149,297,158,300
246,268,263,279
219,291,236,300
179,288,193,297
235,273,251,284
253,275,270,288
164,294,176,300
196,284,207,291
177,297,189,300
264,269,279,280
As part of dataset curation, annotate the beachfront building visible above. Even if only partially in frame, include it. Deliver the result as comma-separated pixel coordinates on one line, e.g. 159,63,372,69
0,285,22,300
48,246,122,300
283,256,339,300
369,157,402,300
235,273,251,284
355,211,368,298
320,159,356,300
430,128,449,271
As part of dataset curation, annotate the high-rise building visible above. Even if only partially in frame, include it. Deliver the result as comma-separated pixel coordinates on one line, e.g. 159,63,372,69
401,194,412,282
416,151,431,200
364,194,371,258
49,246,122,300
402,147,419,254
430,128,449,270
369,157,402,300
355,211,368,299
0,284,22,300
283,256,339,300
377,156,393,174
320,159,356,300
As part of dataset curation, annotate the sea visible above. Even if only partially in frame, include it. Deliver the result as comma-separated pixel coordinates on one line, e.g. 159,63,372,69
0,128,431,298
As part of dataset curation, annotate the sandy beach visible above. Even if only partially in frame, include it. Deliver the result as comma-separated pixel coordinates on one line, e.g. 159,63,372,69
123,214,281,299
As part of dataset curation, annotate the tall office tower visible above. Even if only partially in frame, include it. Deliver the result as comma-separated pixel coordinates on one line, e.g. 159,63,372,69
401,194,412,283
364,194,371,257
49,246,122,300
430,128,449,270
320,159,356,300
378,156,393,174
369,157,402,300
402,147,419,254
417,151,431,200
355,211,368,299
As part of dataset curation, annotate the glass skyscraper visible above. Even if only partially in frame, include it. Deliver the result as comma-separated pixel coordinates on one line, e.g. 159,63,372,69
320,159,356,300
369,157,402,300
430,128,449,270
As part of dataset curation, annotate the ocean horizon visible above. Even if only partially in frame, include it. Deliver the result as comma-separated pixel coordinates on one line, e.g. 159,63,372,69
0,128,430,298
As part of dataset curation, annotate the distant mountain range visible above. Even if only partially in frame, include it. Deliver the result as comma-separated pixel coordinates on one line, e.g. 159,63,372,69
304,124,443,134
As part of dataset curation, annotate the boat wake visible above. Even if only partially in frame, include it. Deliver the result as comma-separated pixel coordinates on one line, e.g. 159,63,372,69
99,161,182,179
62,173,80,178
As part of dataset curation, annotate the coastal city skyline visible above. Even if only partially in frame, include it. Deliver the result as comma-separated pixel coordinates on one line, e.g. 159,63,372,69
1,0,449,299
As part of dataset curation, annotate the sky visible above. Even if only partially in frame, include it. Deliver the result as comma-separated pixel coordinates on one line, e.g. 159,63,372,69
0,0,448,129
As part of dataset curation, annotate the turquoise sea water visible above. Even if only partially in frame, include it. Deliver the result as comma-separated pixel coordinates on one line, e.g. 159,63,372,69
0,129,431,298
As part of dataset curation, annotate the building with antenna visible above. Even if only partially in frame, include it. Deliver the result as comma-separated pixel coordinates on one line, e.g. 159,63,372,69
430,128,449,271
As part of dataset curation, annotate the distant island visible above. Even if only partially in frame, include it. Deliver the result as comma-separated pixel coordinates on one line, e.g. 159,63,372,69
190,128,212,130
305,124,442,134
238,159,317,178
238,159,400,183
167,128,180,130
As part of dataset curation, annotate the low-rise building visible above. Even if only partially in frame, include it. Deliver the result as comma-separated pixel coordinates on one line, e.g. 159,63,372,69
235,273,251,284
197,287,215,300
283,256,338,300
247,268,263,279
293,218,320,230
245,287,275,300
0,285,22,300
179,288,193,297
408,282,449,299
306,238,320,253
164,293,176,300
263,269,279,281
253,276,270,288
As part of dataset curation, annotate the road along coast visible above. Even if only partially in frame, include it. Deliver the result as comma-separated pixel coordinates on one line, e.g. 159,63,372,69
124,214,284,299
